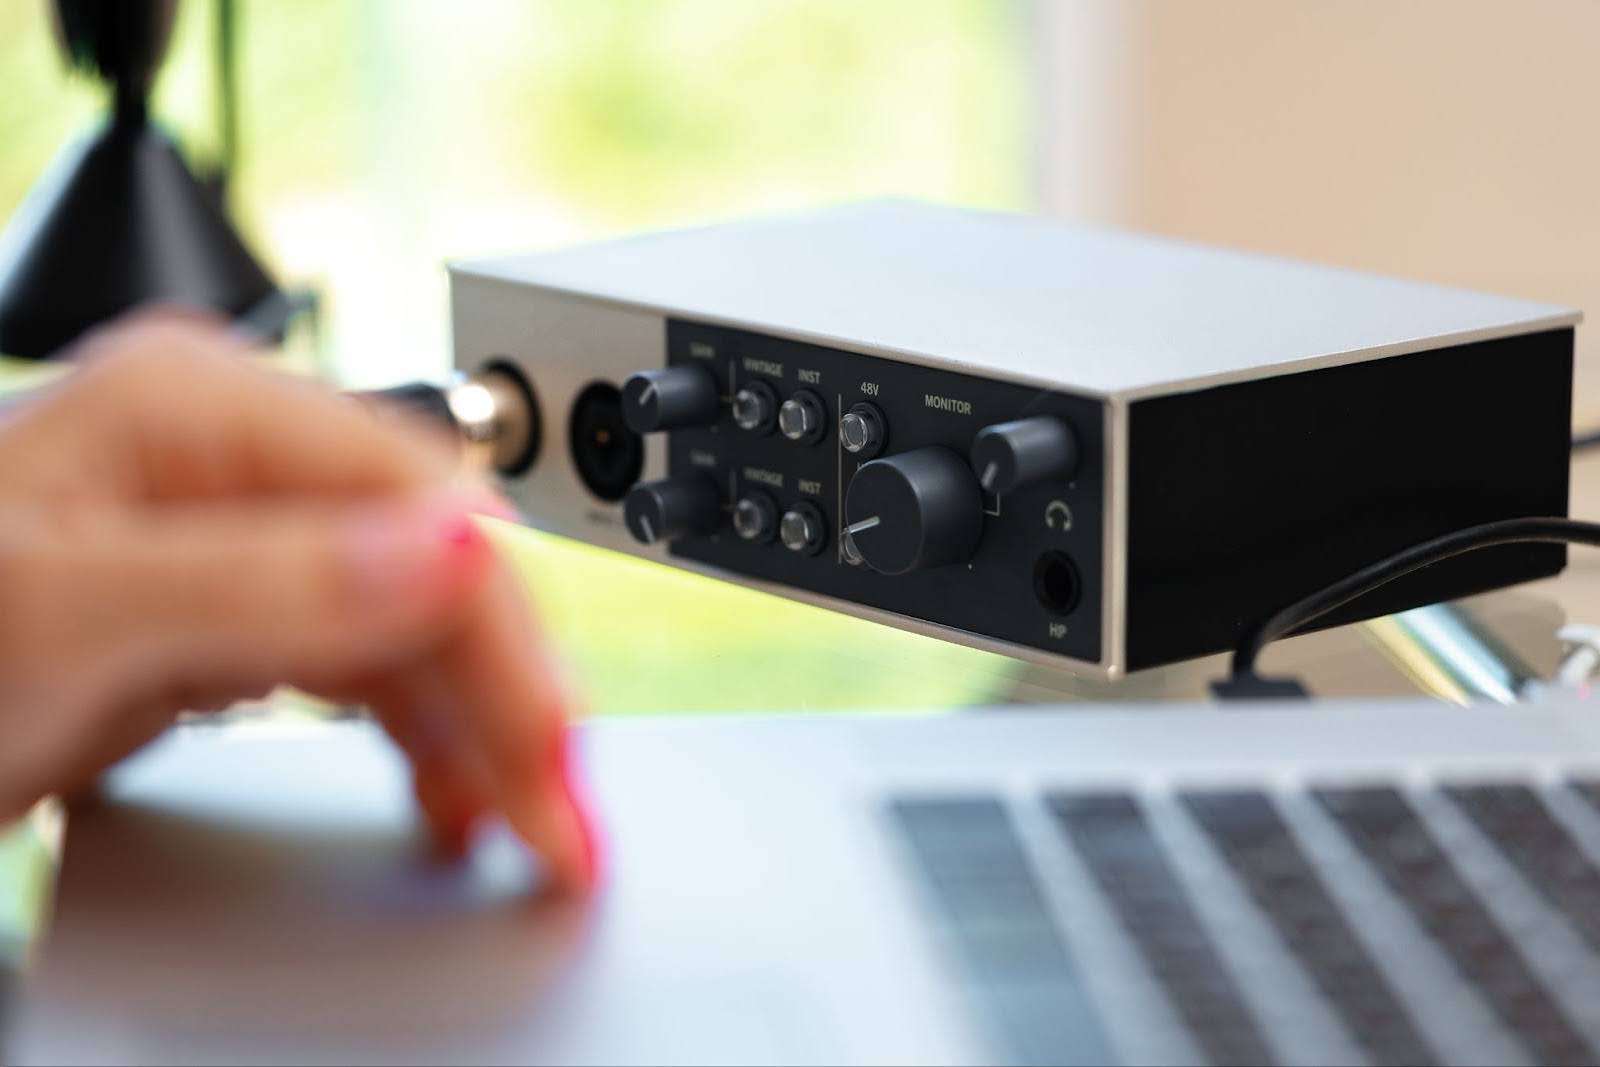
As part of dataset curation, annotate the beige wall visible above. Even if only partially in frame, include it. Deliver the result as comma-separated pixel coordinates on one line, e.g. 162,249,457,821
1034,0,1600,422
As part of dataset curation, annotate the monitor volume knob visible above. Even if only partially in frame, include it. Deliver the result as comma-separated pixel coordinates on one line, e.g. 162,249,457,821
970,416,1079,494
621,366,722,434
623,475,722,544
843,446,983,575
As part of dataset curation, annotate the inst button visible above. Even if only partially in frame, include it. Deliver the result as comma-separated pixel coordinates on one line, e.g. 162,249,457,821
779,502,828,556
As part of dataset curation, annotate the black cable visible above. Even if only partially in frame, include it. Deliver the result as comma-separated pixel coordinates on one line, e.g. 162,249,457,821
1227,517,1600,686
1573,428,1600,453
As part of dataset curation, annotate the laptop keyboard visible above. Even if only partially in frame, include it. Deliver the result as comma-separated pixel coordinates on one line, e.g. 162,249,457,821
892,799,1113,1067
1184,790,1434,1066
1048,794,1275,1067
1316,787,1592,1067
892,777,1600,1067
1446,785,1600,952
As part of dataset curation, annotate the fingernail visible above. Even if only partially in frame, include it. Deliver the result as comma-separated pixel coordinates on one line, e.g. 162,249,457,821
524,724,601,894
414,773,476,858
342,493,496,610
437,799,484,858
554,724,603,888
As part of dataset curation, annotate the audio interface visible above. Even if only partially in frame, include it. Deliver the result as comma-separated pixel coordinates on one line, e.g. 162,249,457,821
449,202,1578,678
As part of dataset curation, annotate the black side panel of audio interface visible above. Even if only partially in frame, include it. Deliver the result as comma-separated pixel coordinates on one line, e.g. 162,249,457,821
663,320,1106,663
1126,328,1574,671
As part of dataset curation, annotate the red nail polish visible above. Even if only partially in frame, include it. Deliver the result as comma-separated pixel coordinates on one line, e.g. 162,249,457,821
441,512,484,550
344,496,496,610
435,512,496,597
555,724,603,887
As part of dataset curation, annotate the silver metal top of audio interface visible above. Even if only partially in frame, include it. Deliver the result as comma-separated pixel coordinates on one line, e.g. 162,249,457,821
451,200,1579,402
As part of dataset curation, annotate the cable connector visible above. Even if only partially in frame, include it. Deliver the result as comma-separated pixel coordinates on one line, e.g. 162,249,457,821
1209,674,1311,702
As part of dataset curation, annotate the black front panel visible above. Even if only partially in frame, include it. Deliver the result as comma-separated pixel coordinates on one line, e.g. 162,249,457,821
664,319,1105,663
1126,328,1574,670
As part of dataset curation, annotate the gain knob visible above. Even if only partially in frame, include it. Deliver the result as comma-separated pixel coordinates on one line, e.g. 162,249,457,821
623,475,722,545
621,366,721,434
970,416,1079,494
843,446,983,575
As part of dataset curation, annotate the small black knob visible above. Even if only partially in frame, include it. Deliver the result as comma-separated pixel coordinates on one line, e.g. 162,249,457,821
970,416,1079,494
621,366,721,434
844,446,983,575
623,475,722,545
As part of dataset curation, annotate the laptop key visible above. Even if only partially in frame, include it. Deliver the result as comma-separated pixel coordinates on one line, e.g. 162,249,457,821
890,797,1115,1067
1569,780,1600,821
1316,786,1596,1067
1448,783,1600,951
1183,789,1435,1067
1048,792,1276,1067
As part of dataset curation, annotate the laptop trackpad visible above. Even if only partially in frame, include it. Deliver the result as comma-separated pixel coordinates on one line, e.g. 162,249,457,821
12,724,805,1066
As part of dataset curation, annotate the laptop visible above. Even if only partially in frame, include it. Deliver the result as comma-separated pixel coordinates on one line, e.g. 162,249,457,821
12,698,1600,1065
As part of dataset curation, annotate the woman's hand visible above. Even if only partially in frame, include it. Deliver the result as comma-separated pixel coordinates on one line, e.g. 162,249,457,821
0,309,595,891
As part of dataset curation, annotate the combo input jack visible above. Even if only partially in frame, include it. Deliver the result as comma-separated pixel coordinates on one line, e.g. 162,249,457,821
569,382,645,501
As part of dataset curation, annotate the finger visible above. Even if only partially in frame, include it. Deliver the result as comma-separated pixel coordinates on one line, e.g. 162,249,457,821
302,581,595,887
105,490,575,871
53,489,504,684
4,311,461,503
381,577,597,892
356,673,496,856
46,687,181,806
